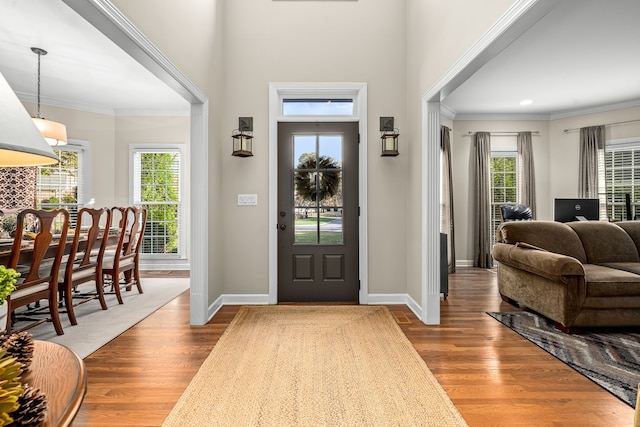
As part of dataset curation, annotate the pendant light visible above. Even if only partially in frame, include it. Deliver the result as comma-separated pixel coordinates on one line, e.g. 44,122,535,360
0,72,59,166
31,47,67,146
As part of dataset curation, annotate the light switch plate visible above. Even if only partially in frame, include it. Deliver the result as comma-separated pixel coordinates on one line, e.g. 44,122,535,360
238,194,258,206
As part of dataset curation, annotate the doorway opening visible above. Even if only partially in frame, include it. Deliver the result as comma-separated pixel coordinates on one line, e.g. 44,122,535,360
268,83,368,304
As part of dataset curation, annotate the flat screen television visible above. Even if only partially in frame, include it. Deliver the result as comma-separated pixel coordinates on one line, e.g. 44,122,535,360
554,198,600,222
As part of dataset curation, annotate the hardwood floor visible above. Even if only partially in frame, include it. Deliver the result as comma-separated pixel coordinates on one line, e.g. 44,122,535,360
73,268,634,426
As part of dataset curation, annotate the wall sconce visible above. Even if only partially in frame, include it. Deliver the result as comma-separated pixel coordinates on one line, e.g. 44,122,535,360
380,117,399,157
231,117,253,157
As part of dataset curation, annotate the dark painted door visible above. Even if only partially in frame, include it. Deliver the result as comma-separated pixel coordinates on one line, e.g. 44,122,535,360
277,122,359,302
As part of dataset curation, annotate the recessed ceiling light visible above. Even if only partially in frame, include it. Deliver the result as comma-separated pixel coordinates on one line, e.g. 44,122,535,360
520,99,533,106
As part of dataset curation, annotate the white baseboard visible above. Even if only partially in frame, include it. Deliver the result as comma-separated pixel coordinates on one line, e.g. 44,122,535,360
456,259,473,268
367,293,423,322
207,293,427,323
208,295,224,321
139,260,190,271
207,294,270,322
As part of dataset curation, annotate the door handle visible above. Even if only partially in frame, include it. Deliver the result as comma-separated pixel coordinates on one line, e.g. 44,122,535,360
279,224,286,230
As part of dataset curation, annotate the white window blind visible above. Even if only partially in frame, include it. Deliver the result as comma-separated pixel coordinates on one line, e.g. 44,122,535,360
36,143,87,227
490,149,518,244
604,138,640,221
132,147,184,258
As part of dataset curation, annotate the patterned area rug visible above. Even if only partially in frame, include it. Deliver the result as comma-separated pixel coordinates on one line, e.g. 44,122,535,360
488,311,640,407
164,305,468,426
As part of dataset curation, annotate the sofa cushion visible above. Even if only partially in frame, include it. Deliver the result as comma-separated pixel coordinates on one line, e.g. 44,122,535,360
614,221,640,255
598,262,640,276
496,221,587,263
583,264,640,297
567,221,640,264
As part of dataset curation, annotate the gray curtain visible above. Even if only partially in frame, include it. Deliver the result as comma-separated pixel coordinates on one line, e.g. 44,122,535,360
440,126,456,273
517,131,536,217
473,132,492,268
578,125,605,198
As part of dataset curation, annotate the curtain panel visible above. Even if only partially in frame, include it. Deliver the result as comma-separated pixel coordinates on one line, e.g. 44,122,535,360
440,126,456,273
578,125,605,199
517,131,536,217
473,132,492,268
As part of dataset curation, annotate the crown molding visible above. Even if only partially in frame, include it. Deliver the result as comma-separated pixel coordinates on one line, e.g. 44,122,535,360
452,112,551,121
447,98,640,122
18,92,190,117
549,99,640,120
439,103,457,121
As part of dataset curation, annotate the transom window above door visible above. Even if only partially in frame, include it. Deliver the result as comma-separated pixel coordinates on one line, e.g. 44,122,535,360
282,98,354,116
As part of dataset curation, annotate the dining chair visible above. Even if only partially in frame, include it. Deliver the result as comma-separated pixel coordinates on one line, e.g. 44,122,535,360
59,207,112,325
5,208,69,335
102,206,147,304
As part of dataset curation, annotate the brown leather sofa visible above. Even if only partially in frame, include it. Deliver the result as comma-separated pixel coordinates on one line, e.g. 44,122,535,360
492,220,640,331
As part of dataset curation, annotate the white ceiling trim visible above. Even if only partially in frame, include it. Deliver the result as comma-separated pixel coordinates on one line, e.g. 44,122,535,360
423,0,560,103
17,91,190,117
448,98,640,122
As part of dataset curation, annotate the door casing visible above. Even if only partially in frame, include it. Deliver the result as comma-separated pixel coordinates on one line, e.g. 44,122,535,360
268,82,368,304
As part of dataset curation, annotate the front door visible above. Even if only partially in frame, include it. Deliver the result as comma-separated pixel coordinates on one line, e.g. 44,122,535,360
277,122,359,302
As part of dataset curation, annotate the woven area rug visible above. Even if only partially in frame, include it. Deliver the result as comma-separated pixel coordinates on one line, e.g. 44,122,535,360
163,305,467,427
488,311,640,407
19,277,190,358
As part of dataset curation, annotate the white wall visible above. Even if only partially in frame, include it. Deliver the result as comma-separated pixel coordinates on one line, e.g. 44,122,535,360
22,102,192,263
221,0,408,296
449,119,550,264
22,101,116,209
113,0,226,304
549,106,640,203
111,0,519,311
450,106,640,266
405,0,515,302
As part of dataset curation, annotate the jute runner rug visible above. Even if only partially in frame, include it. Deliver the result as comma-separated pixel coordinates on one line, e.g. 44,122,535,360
163,305,467,426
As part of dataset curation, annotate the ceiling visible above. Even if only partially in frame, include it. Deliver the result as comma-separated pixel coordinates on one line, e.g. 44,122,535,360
443,0,640,120
0,1,638,120
0,0,189,116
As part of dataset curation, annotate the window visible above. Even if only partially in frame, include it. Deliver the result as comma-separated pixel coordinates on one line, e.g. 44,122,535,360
605,138,640,221
36,142,88,226
132,146,185,259
490,152,518,243
282,98,354,116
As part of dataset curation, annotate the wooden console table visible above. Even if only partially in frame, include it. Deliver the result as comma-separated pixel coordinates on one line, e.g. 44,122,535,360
21,340,87,426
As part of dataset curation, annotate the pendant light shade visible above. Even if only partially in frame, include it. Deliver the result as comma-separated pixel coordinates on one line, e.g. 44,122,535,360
32,118,68,146
0,72,59,166
31,47,67,146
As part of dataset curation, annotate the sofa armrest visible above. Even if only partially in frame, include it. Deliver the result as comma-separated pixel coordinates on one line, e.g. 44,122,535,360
493,242,585,283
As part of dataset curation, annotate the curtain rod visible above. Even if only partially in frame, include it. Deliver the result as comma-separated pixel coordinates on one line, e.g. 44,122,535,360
465,131,540,136
563,119,640,133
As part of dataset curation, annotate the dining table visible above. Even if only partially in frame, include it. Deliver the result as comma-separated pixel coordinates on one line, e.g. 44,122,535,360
21,340,87,426
0,227,121,267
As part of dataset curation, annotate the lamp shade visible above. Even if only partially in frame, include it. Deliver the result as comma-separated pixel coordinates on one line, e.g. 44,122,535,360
0,72,59,166
32,118,67,146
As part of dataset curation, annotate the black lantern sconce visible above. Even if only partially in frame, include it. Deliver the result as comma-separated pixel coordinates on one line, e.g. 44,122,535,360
231,117,254,157
380,117,399,157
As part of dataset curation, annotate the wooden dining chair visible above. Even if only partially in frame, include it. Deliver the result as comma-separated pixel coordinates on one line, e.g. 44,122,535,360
102,206,147,304
5,208,69,335
59,207,112,325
